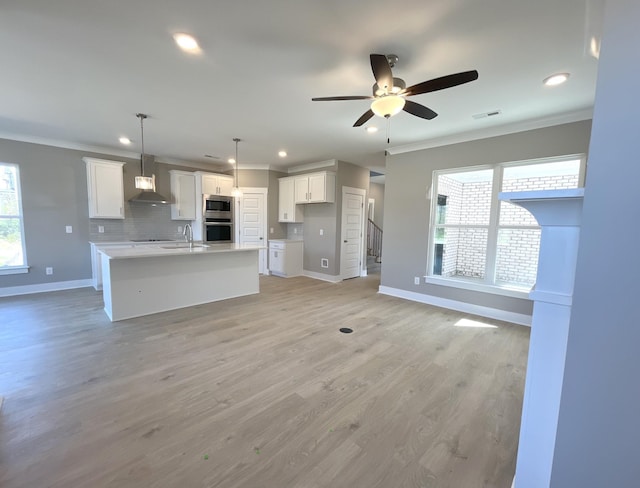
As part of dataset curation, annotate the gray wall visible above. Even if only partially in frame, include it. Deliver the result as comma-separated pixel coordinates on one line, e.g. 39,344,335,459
382,119,592,316
550,0,640,485
369,182,384,229
0,138,224,289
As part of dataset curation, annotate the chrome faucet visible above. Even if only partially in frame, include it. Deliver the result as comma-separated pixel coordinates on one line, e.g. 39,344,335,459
183,223,193,249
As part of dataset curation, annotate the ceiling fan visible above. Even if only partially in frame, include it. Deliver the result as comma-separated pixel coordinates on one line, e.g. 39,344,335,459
312,54,479,127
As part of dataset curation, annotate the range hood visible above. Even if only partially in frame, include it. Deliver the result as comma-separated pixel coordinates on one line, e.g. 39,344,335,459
129,154,169,204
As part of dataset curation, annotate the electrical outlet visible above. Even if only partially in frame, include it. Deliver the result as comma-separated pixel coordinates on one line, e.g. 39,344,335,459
320,229,324,236
65,225,72,234
270,227,274,234
294,227,297,234
46,267,53,275
414,276,420,285
98,225,105,233
321,258,329,268
177,226,183,234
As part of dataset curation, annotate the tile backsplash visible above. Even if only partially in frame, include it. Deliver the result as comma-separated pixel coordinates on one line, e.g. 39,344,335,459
89,202,186,242
286,223,304,240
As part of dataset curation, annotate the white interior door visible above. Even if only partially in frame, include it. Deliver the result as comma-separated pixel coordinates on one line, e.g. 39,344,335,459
340,187,365,280
238,189,267,274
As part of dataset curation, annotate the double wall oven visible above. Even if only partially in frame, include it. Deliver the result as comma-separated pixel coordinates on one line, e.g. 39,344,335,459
203,195,233,243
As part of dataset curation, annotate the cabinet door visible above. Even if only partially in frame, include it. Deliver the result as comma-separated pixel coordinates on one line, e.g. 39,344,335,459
294,176,309,203
308,173,326,203
217,175,234,196
202,174,218,195
171,172,196,220
86,160,124,219
269,248,284,274
279,178,292,221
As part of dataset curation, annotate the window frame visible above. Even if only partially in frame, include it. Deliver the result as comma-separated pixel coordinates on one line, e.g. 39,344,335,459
0,162,29,275
426,154,586,297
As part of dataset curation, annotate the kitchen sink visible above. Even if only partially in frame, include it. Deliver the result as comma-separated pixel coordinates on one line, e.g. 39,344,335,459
160,243,209,249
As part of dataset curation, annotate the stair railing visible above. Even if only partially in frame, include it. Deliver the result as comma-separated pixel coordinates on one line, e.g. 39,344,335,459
367,218,383,262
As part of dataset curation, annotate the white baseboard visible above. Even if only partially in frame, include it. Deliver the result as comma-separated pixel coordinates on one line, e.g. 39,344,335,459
0,279,94,298
303,270,342,283
378,285,532,326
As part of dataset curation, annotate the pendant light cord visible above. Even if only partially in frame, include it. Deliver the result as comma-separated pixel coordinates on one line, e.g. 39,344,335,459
233,137,241,189
137,113,147,177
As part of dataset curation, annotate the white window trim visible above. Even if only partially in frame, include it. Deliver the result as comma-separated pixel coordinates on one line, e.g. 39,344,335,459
0,162,28,270
427,153,586,297
0,265,29,275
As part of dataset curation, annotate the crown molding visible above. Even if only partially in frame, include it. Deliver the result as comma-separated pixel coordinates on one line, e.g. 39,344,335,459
0,131,142,159
386,108,593,156
287,159,337,173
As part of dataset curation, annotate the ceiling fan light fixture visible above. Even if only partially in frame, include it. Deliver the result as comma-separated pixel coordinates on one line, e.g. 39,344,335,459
371,95,406,118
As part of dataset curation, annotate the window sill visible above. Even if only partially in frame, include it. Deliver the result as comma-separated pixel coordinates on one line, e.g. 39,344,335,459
0,265,30,276
423,275,531,299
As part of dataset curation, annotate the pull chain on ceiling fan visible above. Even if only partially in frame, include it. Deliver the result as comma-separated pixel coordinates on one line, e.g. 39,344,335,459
312,54,479,127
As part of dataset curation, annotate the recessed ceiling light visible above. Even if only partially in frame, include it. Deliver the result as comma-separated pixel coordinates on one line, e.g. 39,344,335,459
278,150,287,157
228,158,236,164
119,137,131,145
173,33,201,53
366,127,378,133
543,73,570,86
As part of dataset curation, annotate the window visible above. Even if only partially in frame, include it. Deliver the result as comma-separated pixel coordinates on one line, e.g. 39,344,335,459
0,163,28,274
428,156,584,294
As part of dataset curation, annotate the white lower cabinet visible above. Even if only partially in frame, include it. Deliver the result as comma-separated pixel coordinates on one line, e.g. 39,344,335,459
268,240,303,277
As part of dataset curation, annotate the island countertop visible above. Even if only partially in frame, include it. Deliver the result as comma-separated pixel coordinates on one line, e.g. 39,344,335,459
99,243,265,260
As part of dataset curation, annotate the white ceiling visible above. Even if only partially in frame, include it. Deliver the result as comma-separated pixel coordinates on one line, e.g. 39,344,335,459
0,0,601,172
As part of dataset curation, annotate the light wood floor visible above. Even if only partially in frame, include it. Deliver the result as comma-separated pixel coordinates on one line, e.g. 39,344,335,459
0,274,529,488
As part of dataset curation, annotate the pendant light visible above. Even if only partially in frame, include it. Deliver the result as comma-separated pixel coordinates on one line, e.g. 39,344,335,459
135,113,154,190
231,137,243,198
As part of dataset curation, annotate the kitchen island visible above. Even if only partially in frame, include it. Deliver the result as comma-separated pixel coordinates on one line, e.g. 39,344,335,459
99,243,263,321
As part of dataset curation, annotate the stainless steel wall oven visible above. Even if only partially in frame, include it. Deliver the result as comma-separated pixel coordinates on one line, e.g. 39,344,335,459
203,195,233,243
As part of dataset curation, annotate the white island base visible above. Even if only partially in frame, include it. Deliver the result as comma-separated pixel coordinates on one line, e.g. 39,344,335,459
100,246,260,321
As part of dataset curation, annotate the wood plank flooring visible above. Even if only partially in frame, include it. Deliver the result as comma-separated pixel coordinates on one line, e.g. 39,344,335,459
0,275,529,488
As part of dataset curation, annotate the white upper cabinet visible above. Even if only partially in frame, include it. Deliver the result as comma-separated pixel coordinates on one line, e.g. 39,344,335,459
294,171,336,204
84,157,125,219
202,173,234,196
169,170,196,220
278,177,303,222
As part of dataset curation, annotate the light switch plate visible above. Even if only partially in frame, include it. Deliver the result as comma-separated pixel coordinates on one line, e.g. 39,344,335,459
65,225,72,233
98,225,104,233
319,229,324,236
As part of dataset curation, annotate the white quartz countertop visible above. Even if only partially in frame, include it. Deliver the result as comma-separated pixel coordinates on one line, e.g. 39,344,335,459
99,243,265,260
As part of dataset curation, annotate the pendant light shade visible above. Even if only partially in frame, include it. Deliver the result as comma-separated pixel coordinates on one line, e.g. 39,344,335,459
231,138,242,198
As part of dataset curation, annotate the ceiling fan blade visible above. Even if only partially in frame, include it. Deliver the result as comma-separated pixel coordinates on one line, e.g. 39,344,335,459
403,100,438,120
370,54,393,94
353,109,374,127
312,95,373,101
403,70,479,96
